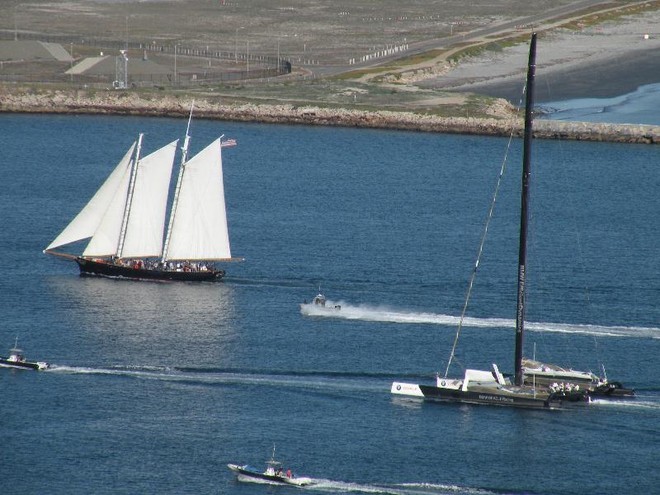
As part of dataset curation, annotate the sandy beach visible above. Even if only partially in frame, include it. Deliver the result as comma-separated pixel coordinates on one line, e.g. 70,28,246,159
418,9,660,103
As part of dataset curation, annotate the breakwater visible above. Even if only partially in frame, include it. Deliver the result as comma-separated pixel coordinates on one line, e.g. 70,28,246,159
1,88,658,144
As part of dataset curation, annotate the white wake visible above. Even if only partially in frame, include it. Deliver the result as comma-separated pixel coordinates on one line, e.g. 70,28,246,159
300,301,660,339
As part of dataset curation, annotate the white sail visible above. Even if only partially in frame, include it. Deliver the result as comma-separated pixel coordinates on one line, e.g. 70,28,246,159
120,140,178,258
45,143,136,252
165,138,232,261
82,154,134,257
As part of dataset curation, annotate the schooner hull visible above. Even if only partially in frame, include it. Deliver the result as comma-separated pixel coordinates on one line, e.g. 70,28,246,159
76,258,225,282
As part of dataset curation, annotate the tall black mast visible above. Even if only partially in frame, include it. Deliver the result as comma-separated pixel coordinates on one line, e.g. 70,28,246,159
515,33,537,387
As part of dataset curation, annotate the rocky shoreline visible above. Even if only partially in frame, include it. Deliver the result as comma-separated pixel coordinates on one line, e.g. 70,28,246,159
1,88,659,144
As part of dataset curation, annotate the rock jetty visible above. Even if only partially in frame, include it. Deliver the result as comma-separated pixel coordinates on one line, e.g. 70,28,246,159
1,88,658,144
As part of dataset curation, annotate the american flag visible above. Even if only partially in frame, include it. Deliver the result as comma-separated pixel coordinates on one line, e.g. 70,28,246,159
221,138,237,148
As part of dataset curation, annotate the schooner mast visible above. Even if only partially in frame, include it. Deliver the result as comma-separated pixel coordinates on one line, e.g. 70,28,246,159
116,133,143,260
162,105,193,264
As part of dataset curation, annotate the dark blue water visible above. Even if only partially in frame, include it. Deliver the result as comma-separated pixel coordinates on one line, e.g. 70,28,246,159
1,112,658,495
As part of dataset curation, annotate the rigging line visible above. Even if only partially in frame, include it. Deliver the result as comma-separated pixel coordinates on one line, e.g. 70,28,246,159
534,75,603,373
443,86,527,379
444,131,514,377
556,159,604,373
537,107,605,376
526,69,556,366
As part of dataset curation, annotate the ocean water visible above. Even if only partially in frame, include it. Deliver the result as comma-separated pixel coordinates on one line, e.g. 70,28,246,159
540,82,660,125
1,111,659,495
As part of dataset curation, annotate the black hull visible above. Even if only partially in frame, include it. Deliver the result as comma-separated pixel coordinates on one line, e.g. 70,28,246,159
0,359,45,371
76,258,225,282
227,465,306,486
235,469,288,484
418,384,561,409
591,382,635,398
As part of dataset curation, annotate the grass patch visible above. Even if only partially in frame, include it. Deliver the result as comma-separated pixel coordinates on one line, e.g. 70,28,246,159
561,1,660,31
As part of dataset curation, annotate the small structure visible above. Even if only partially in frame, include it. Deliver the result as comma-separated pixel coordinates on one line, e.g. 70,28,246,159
66,53,172,85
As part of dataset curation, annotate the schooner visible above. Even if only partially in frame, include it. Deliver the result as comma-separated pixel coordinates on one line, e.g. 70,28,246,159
44,113,241,281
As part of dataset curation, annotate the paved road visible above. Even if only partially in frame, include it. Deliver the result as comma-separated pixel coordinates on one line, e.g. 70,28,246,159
305,0,632,78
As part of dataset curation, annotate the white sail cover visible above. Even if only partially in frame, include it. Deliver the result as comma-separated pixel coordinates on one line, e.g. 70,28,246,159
45,143,136,252
165,138,232,260
119,140,178,258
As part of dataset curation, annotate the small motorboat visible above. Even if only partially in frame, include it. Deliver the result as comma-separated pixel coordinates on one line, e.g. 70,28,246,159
0,342,49,371
228,447,313,486
313,292,327,307
302,292,341,310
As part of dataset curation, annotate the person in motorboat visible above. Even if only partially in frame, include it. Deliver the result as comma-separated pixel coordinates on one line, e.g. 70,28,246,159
312,293,341,310
313,293,326,306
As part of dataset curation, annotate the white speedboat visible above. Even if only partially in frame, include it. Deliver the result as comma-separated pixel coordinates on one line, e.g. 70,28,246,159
228,447,313,486
0,343,49,371
301,292,341,311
